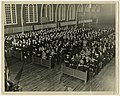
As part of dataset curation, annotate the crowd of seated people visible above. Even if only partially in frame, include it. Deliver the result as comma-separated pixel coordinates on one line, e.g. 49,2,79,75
62,27,115,75
4,27,115,72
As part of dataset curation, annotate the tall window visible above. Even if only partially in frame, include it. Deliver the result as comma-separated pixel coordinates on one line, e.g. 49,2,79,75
85,4,90,12
24,4,38,23
45,4,53,21
96,5,100,12
91,5,96,12
58,5,66,21
77,5,84,20
69,5,75,20
4,4,17,25
77,4,84,12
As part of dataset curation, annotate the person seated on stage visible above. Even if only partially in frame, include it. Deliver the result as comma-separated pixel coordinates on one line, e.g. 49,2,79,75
69,55,77,69
36,46,42,58
42,50,47,60
22,43,28,60
46,49,51,60
50,49,57,68
63,54,71,67
84,56,91,66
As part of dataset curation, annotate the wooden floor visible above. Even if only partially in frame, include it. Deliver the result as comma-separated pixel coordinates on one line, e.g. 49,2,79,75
7,57,115,92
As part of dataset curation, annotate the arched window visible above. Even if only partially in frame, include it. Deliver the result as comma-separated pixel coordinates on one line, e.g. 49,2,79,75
69,6,72,20
68,5,76,20
85,4,90,12
96,5,100,12
58,4,66,21
58,5,62,20
24,4,38,23
45,4,53,21
62,5,66,20
29,4,34,22
76,4,84,20
91,4,96,12
77,4,83,13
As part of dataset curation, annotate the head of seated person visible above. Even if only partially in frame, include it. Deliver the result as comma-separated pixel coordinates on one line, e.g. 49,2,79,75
71,55,75,61
86,55,91,61
81,54,85,59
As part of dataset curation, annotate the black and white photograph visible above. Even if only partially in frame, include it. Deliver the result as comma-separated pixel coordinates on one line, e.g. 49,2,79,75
1,0,119,95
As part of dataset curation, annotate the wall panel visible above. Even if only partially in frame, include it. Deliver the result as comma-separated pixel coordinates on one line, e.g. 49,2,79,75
34,23,56,30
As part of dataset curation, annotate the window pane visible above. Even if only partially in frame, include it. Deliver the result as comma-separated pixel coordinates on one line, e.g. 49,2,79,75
70,6,73,20
79,5,83,12
34,4,37,22
51,5,53,21
47,5,49,20
58,5,61,20
29,4,33,22
62,5,64,20
48,5,51,21
25,4,38,23
25,4,29,22
5,4,11,24
11,4,16,23
60,6,62,20
91,5,96,12
5,4,17,25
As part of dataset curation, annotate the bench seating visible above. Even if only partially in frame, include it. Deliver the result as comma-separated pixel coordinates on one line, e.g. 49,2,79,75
10,49,23,61
32,55,53,69
61,63,88,84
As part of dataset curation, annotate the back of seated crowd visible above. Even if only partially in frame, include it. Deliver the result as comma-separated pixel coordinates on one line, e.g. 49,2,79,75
4,27,115,73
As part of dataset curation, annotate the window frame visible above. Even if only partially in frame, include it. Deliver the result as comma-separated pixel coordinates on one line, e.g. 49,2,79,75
69,5,76,20
58,4,66,21
4,4,18,25
45,4,54,21
25,4,38,24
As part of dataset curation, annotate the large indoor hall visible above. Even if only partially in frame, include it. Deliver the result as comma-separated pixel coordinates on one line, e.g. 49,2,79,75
3,2,117,93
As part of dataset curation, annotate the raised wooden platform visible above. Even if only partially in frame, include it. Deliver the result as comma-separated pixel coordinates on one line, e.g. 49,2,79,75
10,49,23,61
7,57,115,91
61,64,88,84
32,55,55,69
